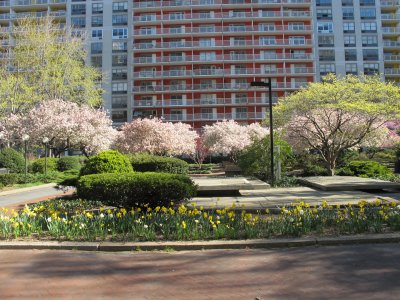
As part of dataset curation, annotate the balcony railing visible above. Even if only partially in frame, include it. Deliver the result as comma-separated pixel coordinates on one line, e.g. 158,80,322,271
382,27,400,34
385,68,400,75
160,112,267,122
380,0,400,6
133,0,311,9
0,1,10,7
381,13,400,21
133,67,315,78
383,41,400,47
133,53,314,64
384,54,400,61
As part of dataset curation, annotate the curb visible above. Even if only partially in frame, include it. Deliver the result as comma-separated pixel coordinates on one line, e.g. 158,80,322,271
0,233,399,252
0,183,58,197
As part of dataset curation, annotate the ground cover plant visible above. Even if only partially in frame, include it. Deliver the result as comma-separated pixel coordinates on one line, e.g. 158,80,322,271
0,199,399,241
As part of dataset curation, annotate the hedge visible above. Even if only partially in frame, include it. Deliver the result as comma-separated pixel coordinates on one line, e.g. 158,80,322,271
129,154,189,175
0,174,19,187
338,160,393,178
80,150,133,176
0,148,25,173
57,156,82,171
31,158,58,173
77,172,197,208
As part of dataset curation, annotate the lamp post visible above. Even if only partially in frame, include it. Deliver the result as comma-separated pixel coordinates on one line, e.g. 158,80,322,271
43,137,49,178
22,134,30,183
250,78,274,185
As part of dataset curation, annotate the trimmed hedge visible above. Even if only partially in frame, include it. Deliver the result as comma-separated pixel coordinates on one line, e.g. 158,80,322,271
338,160,393,178
129,154,189,175
57,156,82,171
0,174,19,187
0,148,25,173
77,172,197,208
31,158,58,173
80,150,133,176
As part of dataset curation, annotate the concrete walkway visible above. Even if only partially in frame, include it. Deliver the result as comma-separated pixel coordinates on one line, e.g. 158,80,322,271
0,243,399,299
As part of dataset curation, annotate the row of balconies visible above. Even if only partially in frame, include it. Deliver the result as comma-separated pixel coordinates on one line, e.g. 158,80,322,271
133,68,315,78
0,0,65,6
381,13,400,21
380,0,400,7
384,54,400,61
133,0,311,9
133,97,278,108
133,13,312,23
159,112,266,122
382,27,400,34
0,10,65,19
133,82,308,92
134,26,313,36
383,40,400,47
134,39,312,50
133,53,314,64
385,68,400,75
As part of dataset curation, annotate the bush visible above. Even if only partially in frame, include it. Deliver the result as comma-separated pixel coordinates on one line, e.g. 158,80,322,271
17,171,61,184
238,135,293,182
291,152,330,176
0,174,19,187
129,154,189,174
31,157,58,173
337,160,393,178
57,156,82,171
80,150,133,176
0,148,25,173
77,172,197,208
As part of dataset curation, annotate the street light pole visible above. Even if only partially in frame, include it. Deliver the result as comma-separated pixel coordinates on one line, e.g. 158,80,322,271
22,134,30,183
250,78,274,185
43,137,49,179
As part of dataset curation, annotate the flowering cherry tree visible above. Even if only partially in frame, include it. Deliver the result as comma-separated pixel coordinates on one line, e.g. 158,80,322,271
4,99,116,156
202,120,268,161
114,117,197,156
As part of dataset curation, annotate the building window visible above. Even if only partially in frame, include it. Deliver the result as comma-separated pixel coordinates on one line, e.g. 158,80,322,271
319,49,335,61
92,3,103,14
363,49,379,61
319,63,335,75
343,22,355,33
112,83,128,94
317,9,332,19
112,28,128,39
140,14,157,21
318,35,334,47
235,107,248,119
200,52,216,61
317,22,333,33
91,16,103,27
71,17,85,28
344,35,356,47
289,36,305,45
91,42,102,54
112,69,128,80
316,0,332,6
112,96,128,108
169,12,184,20
71,4,86,15
342,8,354,19
199,38,215,47
112,55,128,66
112,15,128,26
345,49,357,61
259,37,276,45
360,0,375,5
91,29,103,40
111,111,127,123
91,56,102,68
360,8,376,19
361,22,377,33
112,41,128,53
364,63,379,75
362,35,378,46
113,2,128,12
346,63,358,74
342,0,353,6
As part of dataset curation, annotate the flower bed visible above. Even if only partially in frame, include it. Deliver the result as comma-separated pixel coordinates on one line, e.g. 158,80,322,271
0,200,399,241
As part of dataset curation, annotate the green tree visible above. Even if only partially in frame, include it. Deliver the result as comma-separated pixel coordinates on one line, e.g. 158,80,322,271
273,74,400,176
0,17,103,115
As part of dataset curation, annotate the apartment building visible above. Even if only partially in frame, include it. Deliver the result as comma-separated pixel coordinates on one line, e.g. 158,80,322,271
0,0,398,127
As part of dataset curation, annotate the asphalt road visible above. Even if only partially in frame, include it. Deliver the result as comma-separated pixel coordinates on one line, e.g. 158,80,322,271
0,243,399,299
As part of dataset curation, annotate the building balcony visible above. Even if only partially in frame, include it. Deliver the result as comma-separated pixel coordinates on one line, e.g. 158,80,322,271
160,112,266,122
134,67,315,79
0,1,9,7
381,13,400,22
384,54,400,62
381,27,400,35
380,0,400,8
133,0,311,10
383,40,400,48
385,68,400,75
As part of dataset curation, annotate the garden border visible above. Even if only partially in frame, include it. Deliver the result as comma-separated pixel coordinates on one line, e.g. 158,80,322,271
0,233,399,252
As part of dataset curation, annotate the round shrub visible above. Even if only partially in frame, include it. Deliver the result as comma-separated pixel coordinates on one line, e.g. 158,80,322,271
337,160,393,178
80,150,133,176
57,156,82,171
0,148,25,173
77,172,197,208
129,154,189,174
31,157,58,173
